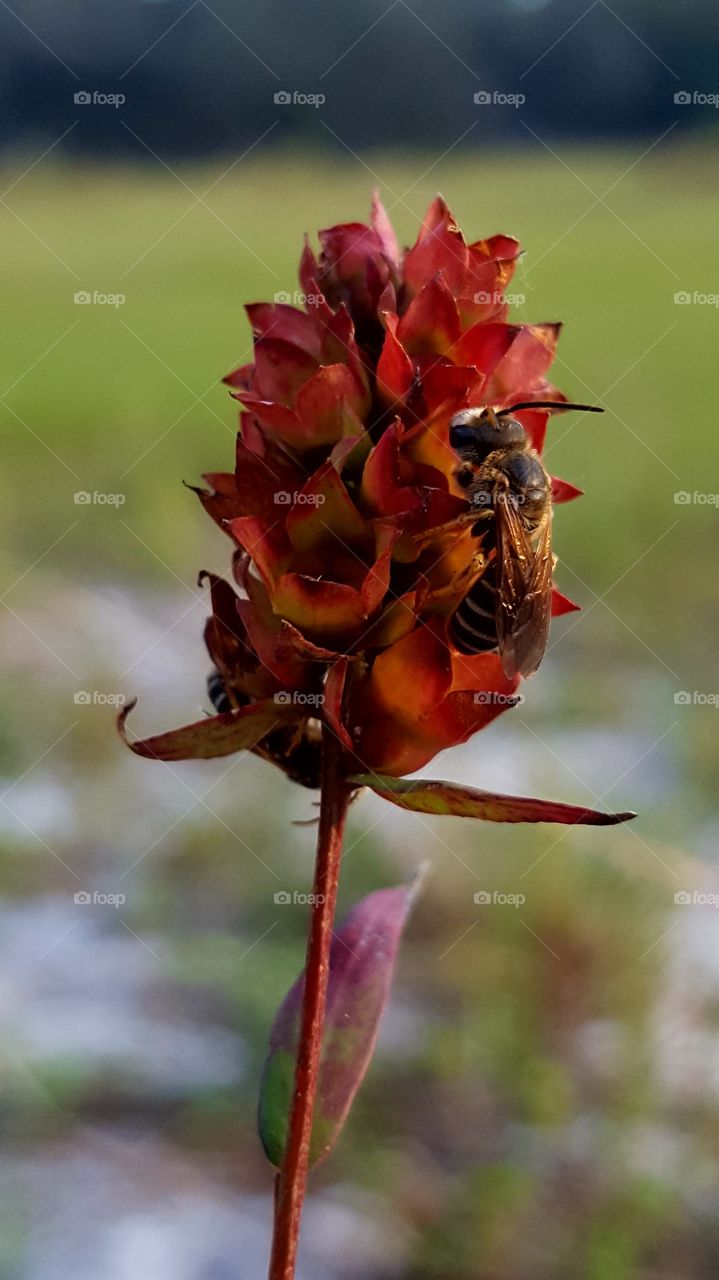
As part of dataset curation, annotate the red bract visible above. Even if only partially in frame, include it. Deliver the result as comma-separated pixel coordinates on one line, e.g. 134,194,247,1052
120,195,633,827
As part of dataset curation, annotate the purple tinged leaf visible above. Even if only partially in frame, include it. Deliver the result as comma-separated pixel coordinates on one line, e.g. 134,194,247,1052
259,875,422,1169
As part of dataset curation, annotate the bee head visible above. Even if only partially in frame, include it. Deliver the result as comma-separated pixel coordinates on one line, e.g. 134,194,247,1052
449,407,526,460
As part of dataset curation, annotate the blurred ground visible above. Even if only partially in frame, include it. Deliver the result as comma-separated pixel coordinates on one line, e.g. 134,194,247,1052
2,144,719,1279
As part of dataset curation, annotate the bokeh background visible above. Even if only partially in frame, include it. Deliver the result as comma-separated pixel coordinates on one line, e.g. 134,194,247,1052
2,2,719,1277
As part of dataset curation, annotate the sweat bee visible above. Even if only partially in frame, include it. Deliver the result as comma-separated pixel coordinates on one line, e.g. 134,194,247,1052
448,400,603,678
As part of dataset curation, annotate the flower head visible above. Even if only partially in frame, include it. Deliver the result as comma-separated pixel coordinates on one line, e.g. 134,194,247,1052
120,195,633,827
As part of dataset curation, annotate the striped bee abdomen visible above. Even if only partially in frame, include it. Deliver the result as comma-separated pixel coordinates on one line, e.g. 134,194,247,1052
450,562,499,656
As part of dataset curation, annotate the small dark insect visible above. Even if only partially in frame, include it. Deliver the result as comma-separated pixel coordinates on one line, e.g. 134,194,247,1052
207,668,233,714
449,400,603,678
206,668,323,789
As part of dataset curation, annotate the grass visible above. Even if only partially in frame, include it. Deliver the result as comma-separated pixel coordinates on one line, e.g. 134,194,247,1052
2,141,717,789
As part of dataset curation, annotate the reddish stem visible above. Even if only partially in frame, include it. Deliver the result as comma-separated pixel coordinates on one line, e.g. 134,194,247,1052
268,727,351,1280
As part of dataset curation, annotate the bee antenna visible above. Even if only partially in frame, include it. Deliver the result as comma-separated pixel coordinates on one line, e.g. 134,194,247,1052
498,401,604,415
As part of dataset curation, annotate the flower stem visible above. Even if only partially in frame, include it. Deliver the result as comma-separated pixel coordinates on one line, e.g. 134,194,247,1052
268,727,351,1280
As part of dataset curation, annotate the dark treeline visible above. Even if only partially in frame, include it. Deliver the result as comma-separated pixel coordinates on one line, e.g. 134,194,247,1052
1,0,717,158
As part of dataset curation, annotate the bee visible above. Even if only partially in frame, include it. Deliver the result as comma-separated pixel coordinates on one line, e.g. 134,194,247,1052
206,668,322,789
448,400,603,678
207,668,233,714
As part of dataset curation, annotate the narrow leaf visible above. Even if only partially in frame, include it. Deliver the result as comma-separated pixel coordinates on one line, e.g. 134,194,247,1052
118,697,296,761
259,878,420,1168
351,774,636,826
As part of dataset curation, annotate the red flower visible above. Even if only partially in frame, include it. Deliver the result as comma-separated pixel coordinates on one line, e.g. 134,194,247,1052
120,195,633,827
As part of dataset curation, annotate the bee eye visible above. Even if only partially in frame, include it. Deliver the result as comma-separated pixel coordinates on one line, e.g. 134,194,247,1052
449,424,478,450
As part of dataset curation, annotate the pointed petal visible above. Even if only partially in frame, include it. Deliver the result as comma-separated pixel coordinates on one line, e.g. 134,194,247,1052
370,190,401,273
236,564,337,686
246,303,324,360
551,587,581,617
229,517,292,583
551,475,584,503
418,363,474,418
403,197,468,298
376,314,414,408
189,472,242,535
253,337,319,406
293,363,368,448
397,274,461,356
353,646,520,776
484,323,562,402
286,456,369,555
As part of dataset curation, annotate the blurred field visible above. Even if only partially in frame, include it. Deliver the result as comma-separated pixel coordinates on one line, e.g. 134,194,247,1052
2,144,719,1279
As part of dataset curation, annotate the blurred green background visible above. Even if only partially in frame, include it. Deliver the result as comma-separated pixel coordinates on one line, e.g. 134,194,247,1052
2,51,719,1280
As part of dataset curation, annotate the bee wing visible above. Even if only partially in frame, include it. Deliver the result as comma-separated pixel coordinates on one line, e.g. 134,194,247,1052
494,496,554,678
